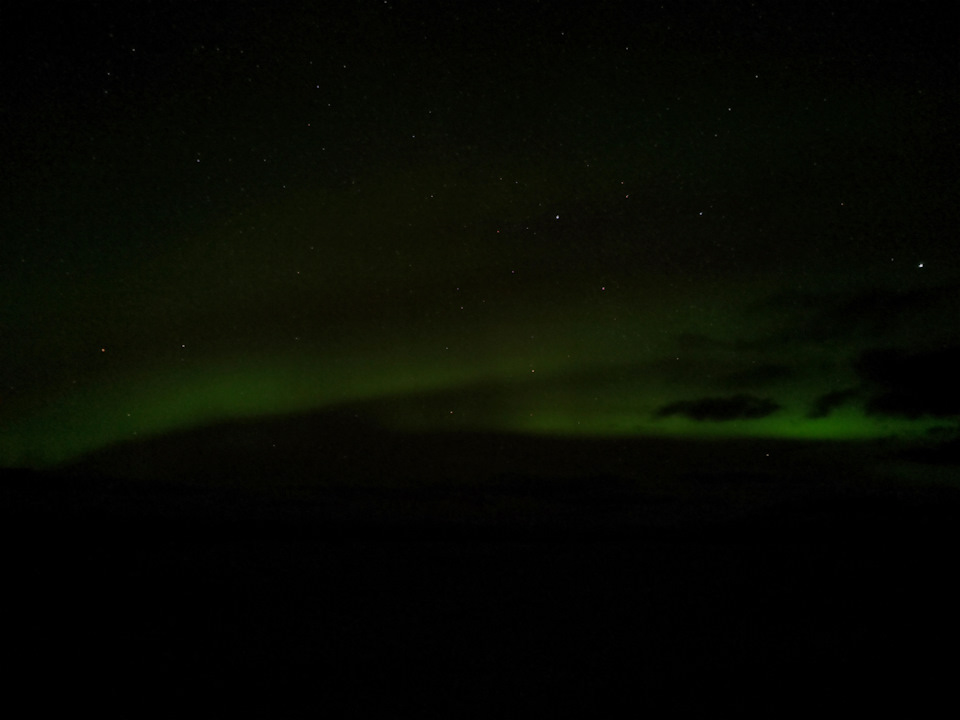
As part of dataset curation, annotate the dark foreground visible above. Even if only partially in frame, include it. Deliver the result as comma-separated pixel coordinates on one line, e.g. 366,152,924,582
2,432,956,715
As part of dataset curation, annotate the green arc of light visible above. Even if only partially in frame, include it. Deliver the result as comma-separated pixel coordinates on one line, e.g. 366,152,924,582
1,346,944,469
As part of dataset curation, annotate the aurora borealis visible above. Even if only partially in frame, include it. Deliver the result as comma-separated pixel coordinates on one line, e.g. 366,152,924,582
2,1,957,470
3,5,958,714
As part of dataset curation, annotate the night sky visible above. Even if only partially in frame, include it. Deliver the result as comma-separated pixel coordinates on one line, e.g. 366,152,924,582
2,1,957,471
3,3,959,713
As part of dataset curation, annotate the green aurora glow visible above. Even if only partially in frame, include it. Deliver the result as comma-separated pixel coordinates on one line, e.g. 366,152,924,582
1,317,946,468
2,4,956,471
3,165,955,468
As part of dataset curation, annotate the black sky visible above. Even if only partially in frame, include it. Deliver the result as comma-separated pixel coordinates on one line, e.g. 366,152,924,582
1,1,957,470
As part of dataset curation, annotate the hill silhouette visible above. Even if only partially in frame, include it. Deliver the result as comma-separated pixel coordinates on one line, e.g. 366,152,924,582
3,412,955,714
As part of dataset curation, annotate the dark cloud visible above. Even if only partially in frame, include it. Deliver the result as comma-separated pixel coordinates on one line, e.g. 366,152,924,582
653,336,794,391
855,345,960,418
655,394,781,422
751,283,960,348
808,388,861,419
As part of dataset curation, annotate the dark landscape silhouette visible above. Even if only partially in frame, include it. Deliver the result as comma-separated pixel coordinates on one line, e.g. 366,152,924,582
3,410,956,714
